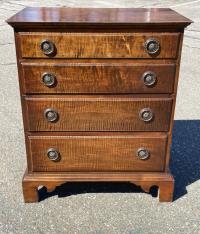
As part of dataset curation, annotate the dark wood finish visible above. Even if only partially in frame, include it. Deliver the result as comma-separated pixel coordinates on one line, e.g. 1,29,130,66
22,169,174,202
165,33,184,171
22,60,176,94
14,32,34,172
19,32,180,59
7,7,192,30
7,7,192,202
29,133,167,172
25,96,172,132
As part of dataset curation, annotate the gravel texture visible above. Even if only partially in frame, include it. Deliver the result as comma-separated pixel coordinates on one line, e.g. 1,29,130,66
0,1,200,233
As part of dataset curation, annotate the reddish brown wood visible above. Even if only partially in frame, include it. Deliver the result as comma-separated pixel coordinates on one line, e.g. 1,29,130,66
6,7,192,202
14,32,34,171
25,96,172,132
22,179,39,203
6,7,192,30
22,60,175,94
22,169,174,202
165,32,184,171
19,32,180,59
159,180,174,202
29,133,167,172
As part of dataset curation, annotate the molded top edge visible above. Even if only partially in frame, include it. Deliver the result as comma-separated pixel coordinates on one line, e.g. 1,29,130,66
6,7,193,29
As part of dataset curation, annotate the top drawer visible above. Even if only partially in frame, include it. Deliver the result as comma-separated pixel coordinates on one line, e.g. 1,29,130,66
19,32,180,59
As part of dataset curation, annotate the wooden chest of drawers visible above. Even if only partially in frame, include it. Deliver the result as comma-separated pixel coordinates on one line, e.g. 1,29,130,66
7,7,192,202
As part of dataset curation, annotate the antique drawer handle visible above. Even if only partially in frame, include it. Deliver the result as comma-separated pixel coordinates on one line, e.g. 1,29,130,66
144,38,160,55
139,108,154,122
41,72,56,87
47,148,60,161
40,39,55,55
44,108,59,122
136,147,150,160
142,71,157,86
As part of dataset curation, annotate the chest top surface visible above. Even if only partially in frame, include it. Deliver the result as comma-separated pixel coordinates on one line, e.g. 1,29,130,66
6,7,192,30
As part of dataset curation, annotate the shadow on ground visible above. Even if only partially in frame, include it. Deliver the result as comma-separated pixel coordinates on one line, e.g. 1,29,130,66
170,120,200,200
38,120,200,202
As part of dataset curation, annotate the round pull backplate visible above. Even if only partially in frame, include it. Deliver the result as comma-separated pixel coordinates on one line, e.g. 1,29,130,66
41,72,56,87
144,38,160,55
40,39,55,55
142,71,157,86
136,147,150,160
44,108,59,122
139,108,154,122
47,148,60,161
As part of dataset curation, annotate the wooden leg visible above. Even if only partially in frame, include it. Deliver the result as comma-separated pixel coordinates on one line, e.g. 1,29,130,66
139,182,152,193
22,180,39,203
22,170,174,203
159,180,174,202
131,174,174,202
22,170,63,203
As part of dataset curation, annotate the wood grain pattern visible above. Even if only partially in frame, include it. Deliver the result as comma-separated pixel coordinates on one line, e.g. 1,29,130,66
22,169,174,202
14,32,34,172
29,133,167,172
19,32,180,59
22,60,176,94
25,96,172,132
7,7,192,202
7,7,192,30
164,32,184,171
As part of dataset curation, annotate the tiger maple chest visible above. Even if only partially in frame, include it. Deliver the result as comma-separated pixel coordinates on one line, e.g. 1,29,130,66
7,7,192,202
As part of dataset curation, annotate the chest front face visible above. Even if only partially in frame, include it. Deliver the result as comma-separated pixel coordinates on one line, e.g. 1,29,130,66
7,7,192,203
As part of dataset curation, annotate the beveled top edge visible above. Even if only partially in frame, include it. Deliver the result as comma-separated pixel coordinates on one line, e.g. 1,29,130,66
6,7,193,29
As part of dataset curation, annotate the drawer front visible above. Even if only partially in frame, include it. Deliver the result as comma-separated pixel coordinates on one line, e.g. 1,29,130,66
22,61,175,94
20,33,180,59
29,133,167,172
25,96,172,132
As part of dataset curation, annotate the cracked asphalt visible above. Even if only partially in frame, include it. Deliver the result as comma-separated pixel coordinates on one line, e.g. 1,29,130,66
0,1,200,233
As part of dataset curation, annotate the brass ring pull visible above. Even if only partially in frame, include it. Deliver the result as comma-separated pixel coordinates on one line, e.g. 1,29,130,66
44,108,59,122
142,71,157,87
139,108,154,122
40,39,55,55
136,148,150,160
41,72,56,87
47,148,60,161
144,38,160,55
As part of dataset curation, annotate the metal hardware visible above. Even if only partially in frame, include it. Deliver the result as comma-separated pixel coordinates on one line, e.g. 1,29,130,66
44,108,59,122
41,72,56,87
136,147,150,160
144,38,160,55
47,148,60,161
142,71,157,86
139,108,154,122
40,39,55,55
